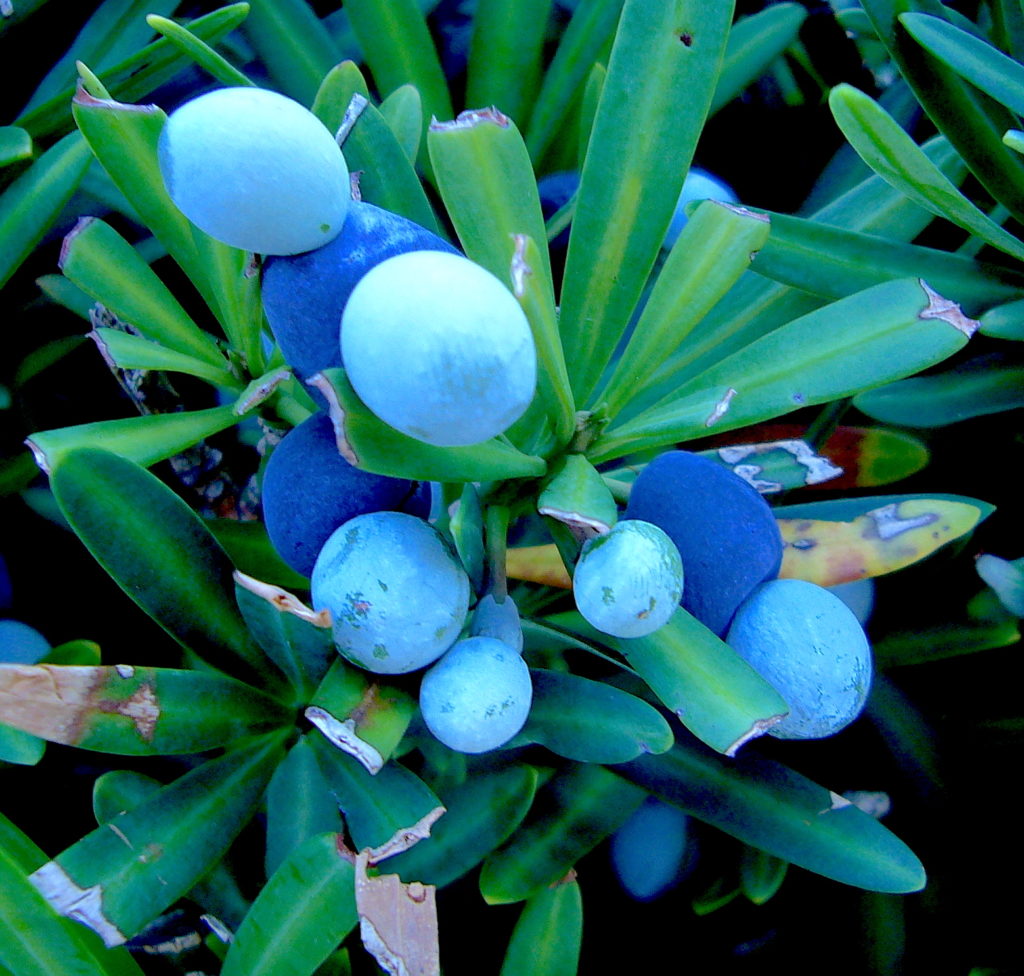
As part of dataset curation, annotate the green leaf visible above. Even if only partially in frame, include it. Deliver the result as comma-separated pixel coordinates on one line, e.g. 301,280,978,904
48,448,272,685
0,810,47,872
559,0,735,405
89,328,239,389
451,483,486,593
146,13,255,88
524,0,624,165
0,664,290,755
379,84,423,162
510,669,673,763
0,126,32,167
829,83,1024,263
479,763,645,904
207,518,310,591
312,368,546,482
222,833,357,976
388,763,538,889
980,297,1024,340
29,732,285,946
537,454,617,536
854,355,1024,427
619,734,926,893
0,724,45,765
593,277,978,462
740,846,788,905
0,131,91,290
466,0,554,127
265,736,344,879
499,879,582,976
710,3,807,115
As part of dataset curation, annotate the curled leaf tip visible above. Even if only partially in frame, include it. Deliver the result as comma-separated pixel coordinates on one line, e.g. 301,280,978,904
72,80,158,114
305,704,385,775
233,571,331,626
725,713,786,757
918,280,979,337
308,373,360,465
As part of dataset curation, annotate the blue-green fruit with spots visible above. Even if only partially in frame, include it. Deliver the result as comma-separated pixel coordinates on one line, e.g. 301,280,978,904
311,511,470,674
726,579,873,739
419,636,533,753
573,520,684,639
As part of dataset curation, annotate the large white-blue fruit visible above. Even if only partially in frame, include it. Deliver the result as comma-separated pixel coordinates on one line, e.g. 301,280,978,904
340,250,537,446
726,579,872,739
573,520,684,639
311,511,470,674
419,636,533,753
158,87,350,255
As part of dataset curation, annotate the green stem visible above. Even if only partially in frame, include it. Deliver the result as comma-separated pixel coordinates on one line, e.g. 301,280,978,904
485,503,511,601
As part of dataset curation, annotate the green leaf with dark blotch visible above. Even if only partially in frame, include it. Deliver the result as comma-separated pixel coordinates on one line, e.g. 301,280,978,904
379,84,423,162
265,736,344,879
509,669,673,763
388,764,537,889
774,491,995,524
429,108,553,294
17,6,250,141
311,734,443,852
28,404,244,474
479,763,645,904
48,449,273,685
90,328,239,390
549,609,788,756
618,734,927,893
466,0,554,128
559,0,735,406
0,724,45,765
344,0,452,157
854,356,1024,427
0,126,31,167
748,209,1024,315
537,454,617,536
598,200,772,418
221,833,357,976
980,297,1024,340
313,368,546,482
451,483,485,592
524,0,624,164
208,518,310,591
829,84,1024,263
29,732,285,947
499,879,582,976
0,132,91,290
740,846,788,904
858,0,1024,225
592,277,978,463
146,14,254,89
710,3,807,115
0,664,291,755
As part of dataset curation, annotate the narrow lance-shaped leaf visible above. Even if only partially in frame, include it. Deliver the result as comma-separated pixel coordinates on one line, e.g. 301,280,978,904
0,131,91,290
0,125,32,167
146,13,255,88
500,879,582,976
379,84,423,162
618,733,926,893
90,328,239,390
591,277,979,463
47,449,274,686
29,732,286,946
0,664,290,755
559,0,735,406
829,83,1024,263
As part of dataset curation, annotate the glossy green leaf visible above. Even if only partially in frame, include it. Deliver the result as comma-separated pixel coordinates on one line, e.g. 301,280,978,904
379,84,423,162
0,664,290,755
0,724,45,765
559,0,734,405
537,454,617,536
89,328,239,389
311,734,444,852
510,669,673,763
28,404,243,474
48,448,271,685
499,879,582,976
0,131,91,290
740,846,788,905
466,0,553,127
0,810,46,871
593,277,978,462
41,639,101,667
313,368,546,482
598,200,772,418
576,61,605,168
524,0,624,164
17,6,249,140
619,734,926,893
980,297,1024,340
29,732,285,946
710,3,806,114
480,763,645,904
875,612,1020,666
208,519,310,590
0,125,31,167
146,13,254,88
310,59,369,128
829,83,1024,263
429,108,553,293
749,209,1024,314
451,483,486,592
389,763,538,888
265,736,344,879
854,356,1024,427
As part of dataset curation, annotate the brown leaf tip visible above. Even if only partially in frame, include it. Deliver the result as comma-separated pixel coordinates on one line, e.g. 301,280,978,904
429,106,510,131
725,713,786,757
715,201,769,222
918,280,979,337
72,80,158,114
58,217,97,270
308,373,360,466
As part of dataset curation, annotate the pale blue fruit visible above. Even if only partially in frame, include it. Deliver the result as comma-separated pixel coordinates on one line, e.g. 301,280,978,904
573,520,684,639
726,579,873,739
340,250,537,446
311,511,470,674
159,87,350,255
0,619,50,664
611,797,691,901
419,636,533,753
